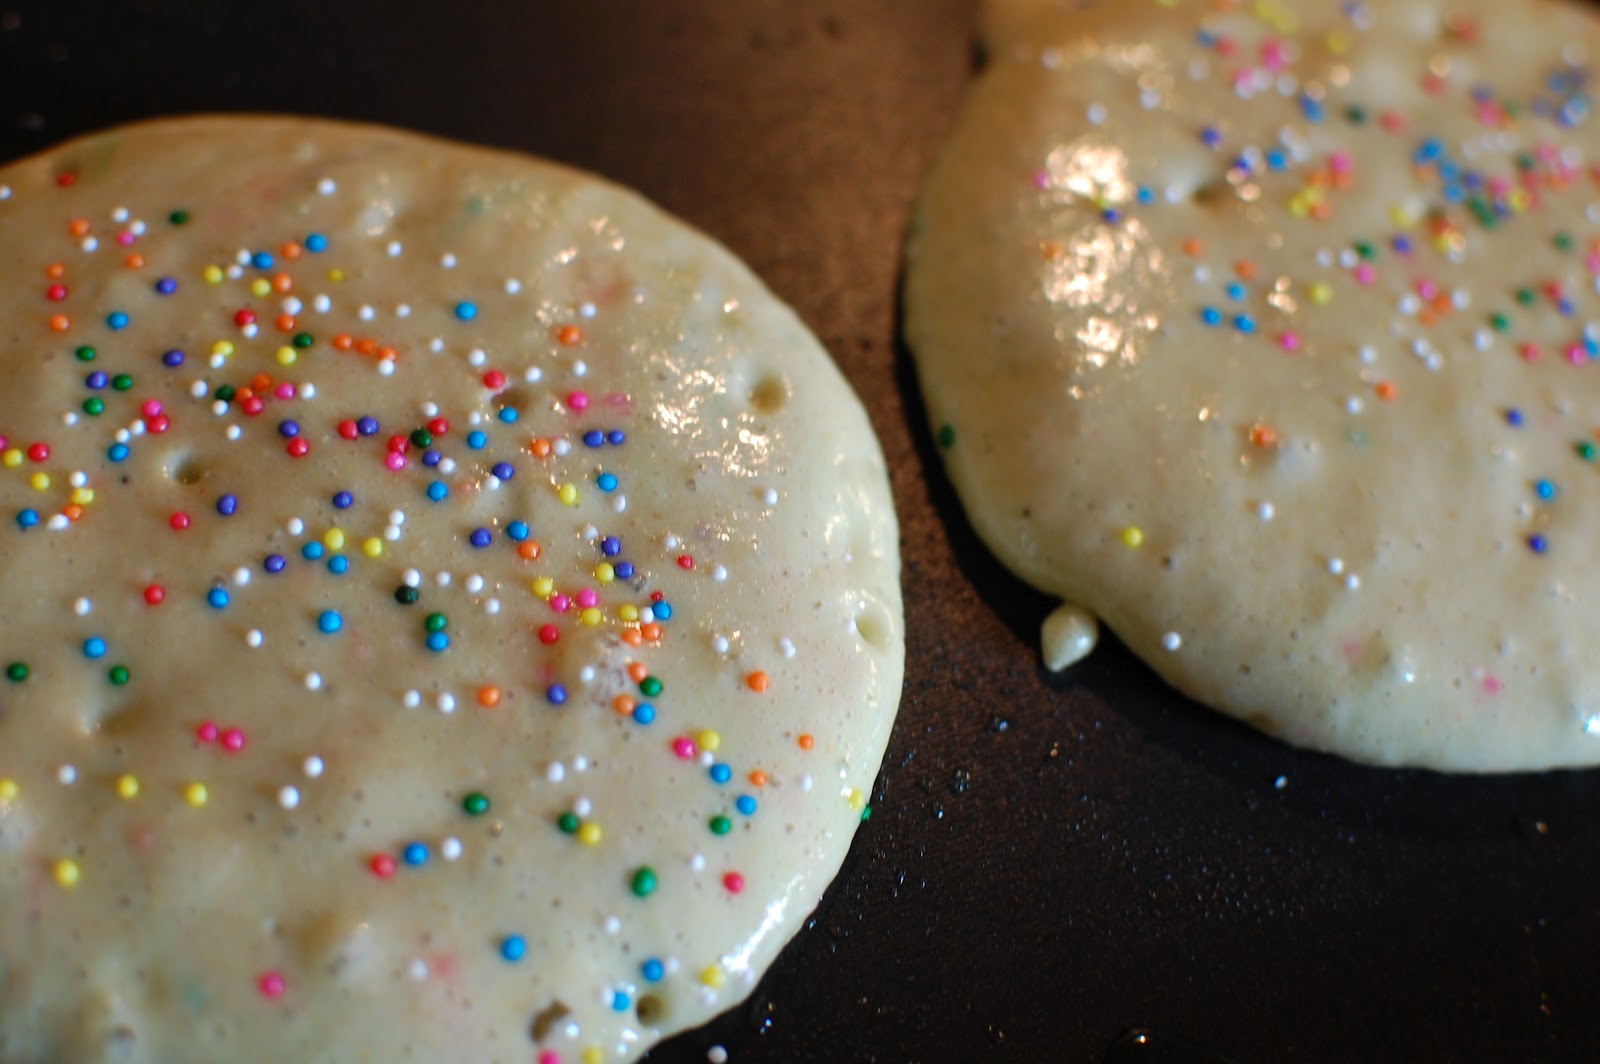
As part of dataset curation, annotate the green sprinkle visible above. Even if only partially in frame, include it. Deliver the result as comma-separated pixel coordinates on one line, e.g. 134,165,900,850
937,424,956,448
462,791,490,816
108,665,130,685
708,815,732,836
1353,241,1376,260
292,332,314,349
394,585,420,605
630,866,658,897
1344,105,1367,125
424,612,448,633
1516,288,1536,307
168,209,190,225
1515,152,1536,172
639,676,662,697
74,345,96,362
82,397,104,416
1578,441,1598,462
557,812,580,834
410,429,433,448
5,662,28,682
215,384,236,402
111,374,134,392
1555,232,1574,252
1490,312,1511,332
860,805,872,822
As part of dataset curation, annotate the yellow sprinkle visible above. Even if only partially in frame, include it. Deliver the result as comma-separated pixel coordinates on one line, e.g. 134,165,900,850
696,729,721,754
698,964,726,989
1287,193,1310,219
0,777,18,801
211,340,234,358
617,604,639,623
594,562,615,584
1509,189,1529,213
532,576,555,598
1120,526,1144,548
29,472,50,491
250,278,272,298
328,268,345,282
53,858,80,887
577,822,603,846
581,1049,605,1064
183,782,209,808
846,787,866,812
362,537,384,558
203,264,224,284
1309,282,1334,306
580,607,602,626
1325,30,1352,55
1388,204,1417,227
3,449,22,468
557,483,579,506
115,774,140,799
70,487,95,505
275,346,298,367
323,528,346,551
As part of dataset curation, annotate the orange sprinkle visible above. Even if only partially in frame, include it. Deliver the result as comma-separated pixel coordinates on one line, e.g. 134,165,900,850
1234,259,1257,280
1180,238,1205,256
63,504,84,521
68,219,90,238
627,662,648,683
797,733,814,751
1040,241,1064,261
1247,423,1278,448
1417,309,1439,328
613,694,636,715
477,685,502,708
123,253,146,270
274,314,295,332
45,263,66,280
556,325,583,346
249,373,273,392
48,314,70,332
355,337,378,356
620,628,643,648
640,622,663,643
748,770,768,787
1309,201,1333,221
272,273,294,294
332,333,355,351
530,438,552,459
745,671,770,693
281,242,303,260
377,345,398,361
1375,380,1399,401
517,541,542,561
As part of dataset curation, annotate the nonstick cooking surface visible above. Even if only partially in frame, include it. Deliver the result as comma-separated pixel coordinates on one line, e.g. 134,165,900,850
3,3,1598,1062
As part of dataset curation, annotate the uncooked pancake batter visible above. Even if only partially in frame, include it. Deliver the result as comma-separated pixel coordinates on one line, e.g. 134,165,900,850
0,116,903,1062
906,0,1600,771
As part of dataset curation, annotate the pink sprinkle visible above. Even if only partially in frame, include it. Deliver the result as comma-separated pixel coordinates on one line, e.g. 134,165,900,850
1584,254,1600,274
1031,169,1050,190
1567,344,1587,365
196,721,219,743
566,391,589,412
1415,279,1439,300
550,593,571,613
575,588,599,609
672,737,697,760
538,1052,563,1064
1328,151,1352,174
1520,342,1542,363
221,728,246,753
274,383,296,400
1483,675,1504,695
384,452,406,472
140,399,163,417
116,231,136,247
1353,264,1376,286
1261,37,1288,72
1278,332,1302,352
722,871,745,894
258,971,286,999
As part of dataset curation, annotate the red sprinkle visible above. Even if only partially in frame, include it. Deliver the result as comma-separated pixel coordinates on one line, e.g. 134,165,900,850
337,419,360,440
234,309,257,327
722,872,745,894
537,624,560,645
221,728,247,753
483,370,507,390
169,512,191,531
286,437,310,458
370,854,398,878
257,971,287,999
25,443,49,463
143,584,166,606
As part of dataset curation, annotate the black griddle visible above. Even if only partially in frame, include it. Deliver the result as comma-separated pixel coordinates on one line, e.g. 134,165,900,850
3,3,1598,1061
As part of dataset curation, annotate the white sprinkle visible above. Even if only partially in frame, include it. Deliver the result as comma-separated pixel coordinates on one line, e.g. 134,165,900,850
384,525,402,542
550,439,570,457
573,755,589,773
429,338,445,352
664,533,680,550
47,515,68,531
468,347,487,367
278,785,301,809
312,294,331,313
69,471,87,488
612,495,627,513
436,571,453,587
1345,574,1361,590
800,774,814,792
485,598,501,615
1358,344,1377,364
232,567,251,586
579,301,597,318
708,1047,729,1064
574,797,592,816
358,304,375,321
287,518,305,536
1327,557,1345,575
303,756,325,778
396,303,411,318
690,853,706,872
438,692,457,714
1345,396,1364,415
73,597,92,616
546,762,566,783
524,366,543,382
1139,89,1161,110
192,381,210,399
225,425,242,441
1086,102,1107,125
504,277,522,294
408,958,430,981
57,764,77,785
440,252,457,268
403,568,422,588
712,565,728,582
579,665,596,684
111,206,130,223
317,177,337,195
241,323,258,339
466,574,485,594
779,637,796,659
712,635,730,655
377,359,396,377
246,629,263,648
1274,775,1288,790
763,489,779,506
282,296,303,315
640,606,655,625
441,836,462,861
82,237,98,252
404,690,422,709
1161,631,1182,651
0,186,9,200
304,672,323,691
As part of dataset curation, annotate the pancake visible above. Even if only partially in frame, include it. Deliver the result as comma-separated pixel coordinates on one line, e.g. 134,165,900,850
0,115,903,1062
905,0,1600,771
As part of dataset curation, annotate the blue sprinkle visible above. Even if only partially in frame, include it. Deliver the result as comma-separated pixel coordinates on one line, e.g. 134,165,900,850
614,561,635,580
155,277,178,295
304,233,328,253
1528,534,1550,554
1300,94,1325,123
162,349,185,368
333,491,354,509
1200,307,1223,327
318,610,343,634
653,601,672,621
251,251,274,270
507,521,530,541
736,794,757,816
1266,149,1288,171
546,684,567,705
597,472,618,492
83,637,107,659
15,509,38,529
583,430,605,448
427,481,448,502
327,555,349,575
469,528,492,549
1100,207,1122,224
611,991,631,1012
217,494,238,517
606,429,625,446
403,842,428,866
454,301,478,321
492,461,515,480
601,536,621,557
633,703,656,725
641,958,664,983
86,371,108,389
709,763,732,785
302,542,325,561
1233,314,1256,333
497,407,518,424
1505,408,1525,427
264,553,287,573
278,420,300,438
1135,185,1156,204
356,416,380,436
107,443,130,463
427,631,450,652
1200,126,1223,149
1536,480,1558,501
1225,282,1247,302
422,449,442,467
467,431,487,450
106,311,129,330
206,588,230,609
499,935,527,962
